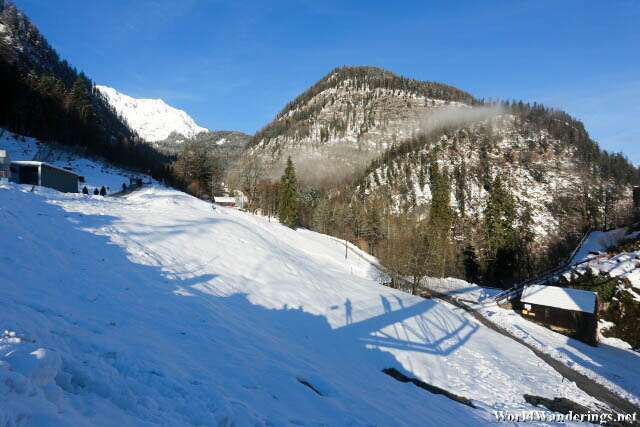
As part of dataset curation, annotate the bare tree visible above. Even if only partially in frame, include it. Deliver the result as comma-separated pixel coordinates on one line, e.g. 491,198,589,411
233,153,264,212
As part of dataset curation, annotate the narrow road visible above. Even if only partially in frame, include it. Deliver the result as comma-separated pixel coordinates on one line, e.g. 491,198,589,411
109,184,144,198
432,291,640,418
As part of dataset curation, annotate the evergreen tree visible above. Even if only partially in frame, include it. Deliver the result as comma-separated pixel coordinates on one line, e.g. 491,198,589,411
454,159,467,217
462,245,480,283
483,176,518,287
69,74,93,124
278,157,298,228
427,162,452,277
363,204,382,255
516,204,535,281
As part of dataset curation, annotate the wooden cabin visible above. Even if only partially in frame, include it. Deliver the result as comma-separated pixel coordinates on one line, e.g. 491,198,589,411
9,161,78,193
213,196,236,207
520,285,598,346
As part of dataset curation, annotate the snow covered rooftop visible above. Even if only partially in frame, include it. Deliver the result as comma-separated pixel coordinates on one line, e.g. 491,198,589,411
214,196,236,204
521,285,597,313
11,160,79,176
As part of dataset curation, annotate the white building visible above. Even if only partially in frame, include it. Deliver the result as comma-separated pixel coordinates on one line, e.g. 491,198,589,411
0,150,10,182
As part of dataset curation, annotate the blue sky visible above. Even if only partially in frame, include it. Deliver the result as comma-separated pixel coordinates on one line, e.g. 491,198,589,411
16,0,640,164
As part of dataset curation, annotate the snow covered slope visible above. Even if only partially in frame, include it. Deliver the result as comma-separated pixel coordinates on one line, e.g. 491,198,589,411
0,181,607,424
0,128,151,194
428,277,640,408
570,227,640,294
96,86,208,142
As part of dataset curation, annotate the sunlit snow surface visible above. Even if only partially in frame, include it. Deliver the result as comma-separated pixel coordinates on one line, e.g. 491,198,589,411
430,276,640,410
0,132,613,425
96,86,208,142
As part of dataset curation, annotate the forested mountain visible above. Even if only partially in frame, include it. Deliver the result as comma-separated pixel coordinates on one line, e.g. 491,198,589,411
246,66,480,185
0,0,172,177
158,129,251,200
242,66,639,288
0,1,252,201
155,129,249,157
350,102,638,286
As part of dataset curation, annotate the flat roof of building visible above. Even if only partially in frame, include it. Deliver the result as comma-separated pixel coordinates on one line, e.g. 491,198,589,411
521,284,596,313
214,197,236,203
11,161,79,177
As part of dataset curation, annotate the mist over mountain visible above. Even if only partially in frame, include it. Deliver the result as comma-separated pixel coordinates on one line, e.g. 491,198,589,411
241,65,639,287
246,66,479,184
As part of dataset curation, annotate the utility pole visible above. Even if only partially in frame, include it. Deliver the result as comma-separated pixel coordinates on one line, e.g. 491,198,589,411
345,224,348,260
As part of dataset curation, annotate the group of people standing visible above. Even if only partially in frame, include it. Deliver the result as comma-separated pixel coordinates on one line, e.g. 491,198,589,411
81,185,107,196
80,177,143,197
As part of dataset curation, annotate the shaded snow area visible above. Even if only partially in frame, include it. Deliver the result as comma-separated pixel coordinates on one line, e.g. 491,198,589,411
1,129,152,194
430,280,640,410
96,86,208,142
0,184,607,425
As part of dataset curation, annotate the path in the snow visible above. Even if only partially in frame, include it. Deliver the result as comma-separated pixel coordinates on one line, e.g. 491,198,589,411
109,183,146,198
433,292,640,419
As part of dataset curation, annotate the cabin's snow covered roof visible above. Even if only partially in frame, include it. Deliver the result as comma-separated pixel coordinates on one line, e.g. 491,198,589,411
214,196,236,204
521,285,596,313
11,161,78,176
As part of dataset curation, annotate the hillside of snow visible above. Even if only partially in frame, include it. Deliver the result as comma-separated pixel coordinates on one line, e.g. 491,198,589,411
425,258,640,408
0,171,611,425
96,86,208,142
1,129,151,194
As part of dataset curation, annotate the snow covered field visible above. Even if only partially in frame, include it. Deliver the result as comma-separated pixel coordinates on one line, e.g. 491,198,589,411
0,176,610,425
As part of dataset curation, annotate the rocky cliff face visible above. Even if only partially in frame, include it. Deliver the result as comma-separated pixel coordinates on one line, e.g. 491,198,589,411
247,66,477,184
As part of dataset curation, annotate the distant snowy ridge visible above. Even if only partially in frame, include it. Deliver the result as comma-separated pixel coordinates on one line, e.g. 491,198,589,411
96,85,208,142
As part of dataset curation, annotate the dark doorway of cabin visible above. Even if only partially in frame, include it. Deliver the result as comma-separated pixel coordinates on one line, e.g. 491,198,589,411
18,166,38,185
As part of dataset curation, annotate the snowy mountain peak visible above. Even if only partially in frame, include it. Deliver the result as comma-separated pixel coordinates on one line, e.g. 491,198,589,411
96,85,208,142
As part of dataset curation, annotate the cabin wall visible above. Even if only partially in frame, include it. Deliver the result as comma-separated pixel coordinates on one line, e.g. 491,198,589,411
522,302,598,346
40,164,78,193
0,152,10,180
